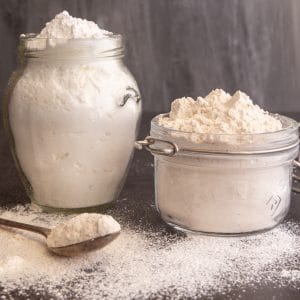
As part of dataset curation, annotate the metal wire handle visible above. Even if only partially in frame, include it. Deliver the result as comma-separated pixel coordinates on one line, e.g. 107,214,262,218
135,136,178,156
135,136,300,194
135,136,299,156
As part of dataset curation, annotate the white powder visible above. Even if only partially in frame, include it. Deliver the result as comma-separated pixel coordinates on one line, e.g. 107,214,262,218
9,12,141,209
153,89,298,234
0,204,300,299
37,11,112,39
155,153,293,233
159,89,282,136
22,11,112,50
47,213,121,248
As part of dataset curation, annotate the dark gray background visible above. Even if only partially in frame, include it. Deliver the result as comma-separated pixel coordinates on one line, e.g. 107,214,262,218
1,0,300,114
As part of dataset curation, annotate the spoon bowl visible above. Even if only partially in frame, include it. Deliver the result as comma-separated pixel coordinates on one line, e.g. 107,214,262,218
0,217,120,256
50,231,120,256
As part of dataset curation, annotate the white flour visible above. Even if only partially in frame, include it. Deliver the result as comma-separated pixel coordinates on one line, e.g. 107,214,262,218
159,89,282,136
0,204,300,299
153,89,298,234
37,11,111,39
9,11,141,209
47,213,121,248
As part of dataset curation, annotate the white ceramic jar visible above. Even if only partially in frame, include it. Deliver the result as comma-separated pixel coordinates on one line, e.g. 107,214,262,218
4,34,141,212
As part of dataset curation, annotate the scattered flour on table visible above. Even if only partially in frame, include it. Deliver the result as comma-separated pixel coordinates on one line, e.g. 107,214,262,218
0,204,300,299
159,89,282,136
47,213,121,248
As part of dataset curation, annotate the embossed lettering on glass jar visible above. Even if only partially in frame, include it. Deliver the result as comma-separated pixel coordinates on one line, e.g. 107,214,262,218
137,114,299,235
4,34,141,212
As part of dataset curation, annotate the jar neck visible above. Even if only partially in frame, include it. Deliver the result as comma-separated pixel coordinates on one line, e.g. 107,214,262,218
18,34,124,63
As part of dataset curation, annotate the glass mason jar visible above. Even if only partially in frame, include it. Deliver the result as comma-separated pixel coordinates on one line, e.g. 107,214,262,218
136,114,299,235
4,34,141,212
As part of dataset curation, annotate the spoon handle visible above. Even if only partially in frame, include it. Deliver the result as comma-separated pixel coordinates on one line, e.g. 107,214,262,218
0,217,51,237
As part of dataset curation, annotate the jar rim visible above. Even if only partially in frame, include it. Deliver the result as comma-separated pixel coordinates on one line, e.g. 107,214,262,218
19,33,124,59
19,33,122,41
150,113,299,154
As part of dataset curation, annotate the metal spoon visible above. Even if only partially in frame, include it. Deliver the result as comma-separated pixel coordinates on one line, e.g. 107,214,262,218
0,217,120,256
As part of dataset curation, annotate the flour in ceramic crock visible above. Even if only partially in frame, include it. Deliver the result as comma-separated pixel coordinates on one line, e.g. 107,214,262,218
159,89,282,136
47,213,121,248
0,204,300,299
9,11,141,209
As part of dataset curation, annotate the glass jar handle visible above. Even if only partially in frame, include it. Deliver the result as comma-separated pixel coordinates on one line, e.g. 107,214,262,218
293,160,300,193
119,87,141,107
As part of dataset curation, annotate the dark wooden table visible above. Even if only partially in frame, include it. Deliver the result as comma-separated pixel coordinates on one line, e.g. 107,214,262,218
0,112,299,299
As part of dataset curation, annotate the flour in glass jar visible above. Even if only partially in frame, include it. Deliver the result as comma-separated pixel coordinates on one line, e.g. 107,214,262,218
9,11,141,210
153,89,298,234
0,204,300,299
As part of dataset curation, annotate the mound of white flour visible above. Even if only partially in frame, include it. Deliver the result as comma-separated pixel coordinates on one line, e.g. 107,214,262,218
47,213,121,248
159,89,282,135
37,10,111,39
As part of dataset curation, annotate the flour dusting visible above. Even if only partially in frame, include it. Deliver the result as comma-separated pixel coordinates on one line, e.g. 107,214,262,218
0,204,300,299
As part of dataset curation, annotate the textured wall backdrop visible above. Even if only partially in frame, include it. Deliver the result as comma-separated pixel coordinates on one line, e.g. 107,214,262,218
0,0,300,113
